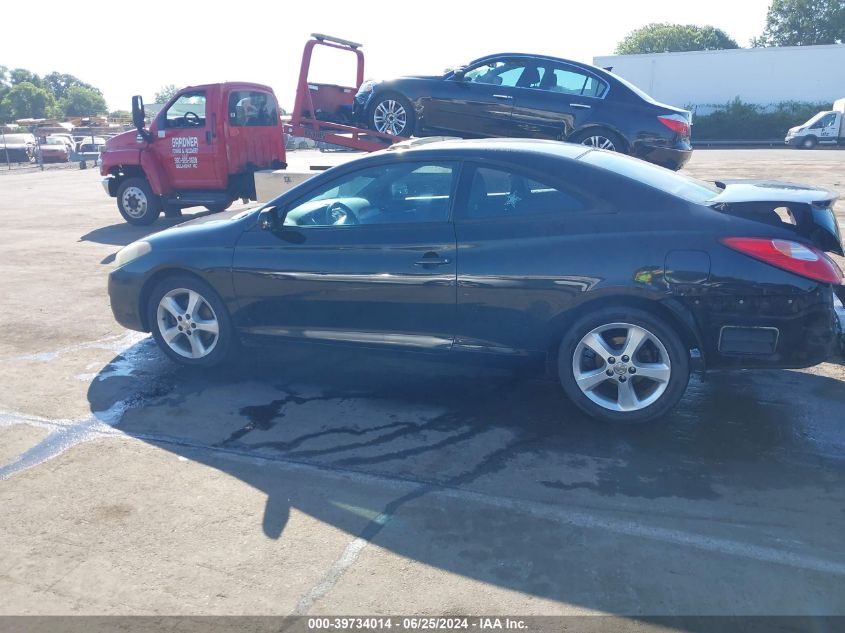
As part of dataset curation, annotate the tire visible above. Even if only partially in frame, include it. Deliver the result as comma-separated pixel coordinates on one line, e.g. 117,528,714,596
368,93,415,137
205,200,233,213
569,128,627,154
801,136,818,149
558,307,690,423
116,177,161,225
147,274,234,367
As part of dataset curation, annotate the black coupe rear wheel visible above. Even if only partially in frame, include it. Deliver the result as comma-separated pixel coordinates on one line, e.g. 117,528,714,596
558,307,689,423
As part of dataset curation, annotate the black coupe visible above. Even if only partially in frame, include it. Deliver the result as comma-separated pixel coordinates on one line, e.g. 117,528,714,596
109,138,844,423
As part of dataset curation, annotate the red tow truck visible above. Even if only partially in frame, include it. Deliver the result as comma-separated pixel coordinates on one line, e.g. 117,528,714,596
100,34,398,225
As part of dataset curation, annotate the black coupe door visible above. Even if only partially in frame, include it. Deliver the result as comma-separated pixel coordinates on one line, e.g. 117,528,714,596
452,161,617,354
231,161,460,351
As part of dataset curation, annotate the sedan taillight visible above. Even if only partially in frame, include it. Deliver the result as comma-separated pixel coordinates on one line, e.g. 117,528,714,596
657,114,690,137
721,237,844,284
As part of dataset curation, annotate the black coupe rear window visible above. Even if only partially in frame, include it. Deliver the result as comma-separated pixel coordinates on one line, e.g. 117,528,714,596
580,150,720,203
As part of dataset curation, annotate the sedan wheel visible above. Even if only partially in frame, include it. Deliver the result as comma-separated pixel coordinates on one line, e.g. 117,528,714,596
559,308,689,423
370,96,414,137
581,135,617,151
374,100,407,135
148,275,234,366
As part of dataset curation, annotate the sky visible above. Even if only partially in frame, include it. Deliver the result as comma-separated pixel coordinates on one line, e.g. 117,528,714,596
1,0,772,112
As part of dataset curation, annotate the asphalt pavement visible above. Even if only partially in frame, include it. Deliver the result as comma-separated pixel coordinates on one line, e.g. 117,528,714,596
1,149,844,623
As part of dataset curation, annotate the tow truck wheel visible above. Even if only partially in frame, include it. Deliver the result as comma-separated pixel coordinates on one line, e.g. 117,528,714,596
117,177,161,225
369,94,415,137
205,200,234,213
801,136,818,149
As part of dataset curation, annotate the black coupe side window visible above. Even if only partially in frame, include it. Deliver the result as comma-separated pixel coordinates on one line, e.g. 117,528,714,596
466,167,588,219
284,162,458,227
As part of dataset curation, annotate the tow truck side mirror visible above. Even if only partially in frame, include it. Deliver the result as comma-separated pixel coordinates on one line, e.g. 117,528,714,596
131,96,146,131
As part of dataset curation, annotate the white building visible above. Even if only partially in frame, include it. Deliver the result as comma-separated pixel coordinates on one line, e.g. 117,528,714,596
593,44,845,113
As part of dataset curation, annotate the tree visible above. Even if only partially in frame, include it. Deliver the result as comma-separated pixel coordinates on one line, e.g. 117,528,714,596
615,23,739,54
752,0,845,47
58,85,107,117
43,72,101,100
9,68,43,88
0,67,10,119
154,84,180,104
0,82,56,120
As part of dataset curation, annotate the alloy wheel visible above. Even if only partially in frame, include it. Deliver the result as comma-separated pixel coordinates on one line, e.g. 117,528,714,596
572,322,671,412
373,100,407,135
156,288,220,359
581,135,616,151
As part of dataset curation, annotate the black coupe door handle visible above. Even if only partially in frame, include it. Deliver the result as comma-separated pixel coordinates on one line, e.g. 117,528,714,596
414,252,451,268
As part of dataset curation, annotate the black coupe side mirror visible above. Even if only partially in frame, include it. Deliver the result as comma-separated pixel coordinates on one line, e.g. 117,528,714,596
259,209,277,230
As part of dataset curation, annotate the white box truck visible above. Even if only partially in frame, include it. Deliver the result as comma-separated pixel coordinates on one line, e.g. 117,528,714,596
785,98,845,148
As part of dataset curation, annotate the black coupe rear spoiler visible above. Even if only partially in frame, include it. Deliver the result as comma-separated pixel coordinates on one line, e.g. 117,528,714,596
708,180,844,257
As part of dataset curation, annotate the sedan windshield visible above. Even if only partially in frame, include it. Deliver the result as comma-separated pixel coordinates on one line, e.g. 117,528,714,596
580,150,720,204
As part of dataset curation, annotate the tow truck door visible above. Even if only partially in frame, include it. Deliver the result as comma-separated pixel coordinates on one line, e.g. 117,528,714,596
152,86,227,190
222,87,285,173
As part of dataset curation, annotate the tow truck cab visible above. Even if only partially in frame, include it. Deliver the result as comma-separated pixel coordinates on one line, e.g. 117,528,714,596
786,98,845,149
101,82,287,225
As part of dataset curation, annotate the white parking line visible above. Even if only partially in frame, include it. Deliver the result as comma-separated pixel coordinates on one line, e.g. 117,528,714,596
13,406,845,587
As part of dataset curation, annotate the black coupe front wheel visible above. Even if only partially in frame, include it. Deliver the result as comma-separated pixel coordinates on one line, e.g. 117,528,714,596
147,275,235,367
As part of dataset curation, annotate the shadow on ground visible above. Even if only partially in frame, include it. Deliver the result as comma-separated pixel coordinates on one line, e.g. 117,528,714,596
79,209,216,248
85,340,845,617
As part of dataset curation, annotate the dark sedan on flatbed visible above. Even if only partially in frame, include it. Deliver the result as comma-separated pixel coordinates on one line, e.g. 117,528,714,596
109,138,844,423
353,53,693,170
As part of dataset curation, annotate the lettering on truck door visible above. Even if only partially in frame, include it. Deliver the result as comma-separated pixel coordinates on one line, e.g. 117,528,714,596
154,89,226,190
171,135,199,169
